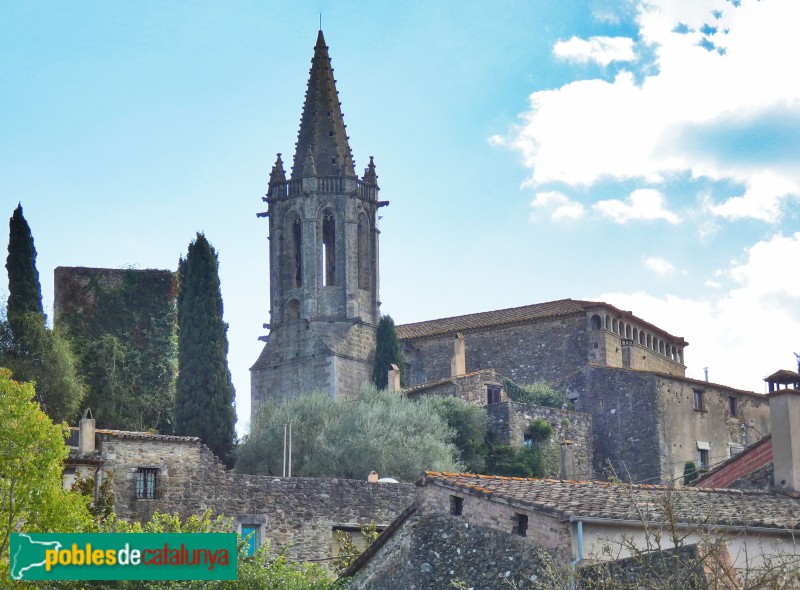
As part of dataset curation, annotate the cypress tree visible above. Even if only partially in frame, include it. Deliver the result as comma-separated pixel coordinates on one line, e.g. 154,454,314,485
6,204,44,322
371,315,405,389
176,233,236,467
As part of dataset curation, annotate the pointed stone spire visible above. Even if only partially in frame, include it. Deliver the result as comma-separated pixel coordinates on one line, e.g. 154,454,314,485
302,146,318,177
291,30,356,179
269,153,286,185
362,156,378,186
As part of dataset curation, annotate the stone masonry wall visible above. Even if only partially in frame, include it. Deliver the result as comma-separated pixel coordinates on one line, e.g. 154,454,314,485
405,370,506,406
403,314,590,389
487,402,594,480
99,434,415,562
418,480,572,556
345,512,552,590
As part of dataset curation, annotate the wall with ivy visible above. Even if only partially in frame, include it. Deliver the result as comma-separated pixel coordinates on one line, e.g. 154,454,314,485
54,266,178,432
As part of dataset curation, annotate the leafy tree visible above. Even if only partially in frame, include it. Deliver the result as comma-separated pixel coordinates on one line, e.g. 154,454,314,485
504,378,571,409
371,315,405,389
683,460,699,486
528,417,554,444
428,396,489,473
0,311,87,423
176,234,236,467
237,384,462,481
485,444,546,478
5,204,43,322
0,369,93,580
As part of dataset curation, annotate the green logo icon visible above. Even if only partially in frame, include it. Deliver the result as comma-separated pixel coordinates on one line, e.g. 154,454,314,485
10,533,237,581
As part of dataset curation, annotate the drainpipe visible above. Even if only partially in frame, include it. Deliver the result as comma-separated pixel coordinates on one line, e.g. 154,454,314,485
569,517,584,590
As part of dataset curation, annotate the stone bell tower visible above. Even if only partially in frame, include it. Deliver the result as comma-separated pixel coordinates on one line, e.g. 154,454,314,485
250,30,386,419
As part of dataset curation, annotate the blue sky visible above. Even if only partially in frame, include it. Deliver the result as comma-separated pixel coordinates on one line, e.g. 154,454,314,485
2,0,799,434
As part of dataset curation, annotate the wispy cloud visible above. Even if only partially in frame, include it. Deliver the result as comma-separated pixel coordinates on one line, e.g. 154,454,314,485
530,191,586,221
593,189,680,224
495,0,800,223
643,256,677,276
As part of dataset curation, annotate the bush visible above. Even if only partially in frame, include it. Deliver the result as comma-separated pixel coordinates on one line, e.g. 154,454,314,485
504,379,571,409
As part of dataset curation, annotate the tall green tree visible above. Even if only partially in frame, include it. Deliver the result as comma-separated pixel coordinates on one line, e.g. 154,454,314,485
1,205,86,422
371,315,405,389
5,204,43,322
176,233,236,467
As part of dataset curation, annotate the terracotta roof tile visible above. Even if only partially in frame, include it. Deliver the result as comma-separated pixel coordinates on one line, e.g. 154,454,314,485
423,472,800,530
396,299,686,344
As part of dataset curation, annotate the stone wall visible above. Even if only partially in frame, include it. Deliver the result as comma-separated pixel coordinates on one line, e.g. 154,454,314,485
96,432,415,563
403,314,590,388
404,369,506,406
418,479,571,556
487,402,594,480
571,366,771,484
344,511,551,590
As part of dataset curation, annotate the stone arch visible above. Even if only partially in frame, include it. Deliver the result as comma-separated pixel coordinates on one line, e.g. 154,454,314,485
639,331,645,345
320,207,337,286
646,334,652,349
612,319,618,333
633,327,639,342
590,314,602,330
604,314,611,330
285,210,303,289
357,211,372,291
625,324,632,339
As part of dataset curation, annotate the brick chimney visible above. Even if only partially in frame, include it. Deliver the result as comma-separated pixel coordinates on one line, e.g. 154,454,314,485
768,386,800,496
79,408,96,455
451,333,465,376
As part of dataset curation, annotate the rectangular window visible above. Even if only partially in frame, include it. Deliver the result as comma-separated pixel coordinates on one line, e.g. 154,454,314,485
241,526,260,557
523,433,533,447
135,468,159,499
486,385,501,405
698,449,709,469
693,389,704,411
450,496,463,516
729,396,737,418
513,513,528,537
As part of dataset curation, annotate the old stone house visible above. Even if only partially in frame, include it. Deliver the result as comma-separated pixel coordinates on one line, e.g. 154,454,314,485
65,413,415,563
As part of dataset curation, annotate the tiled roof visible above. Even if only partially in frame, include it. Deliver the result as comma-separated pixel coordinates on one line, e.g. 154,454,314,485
423,472,800,530
95,429,201,443
396,298,686,343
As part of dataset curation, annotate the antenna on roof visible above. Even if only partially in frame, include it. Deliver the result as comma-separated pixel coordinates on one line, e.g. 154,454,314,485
794,352,800,373
703,367,709,382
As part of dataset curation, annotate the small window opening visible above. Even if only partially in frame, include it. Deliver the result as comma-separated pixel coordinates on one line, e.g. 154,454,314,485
241,526,260,557
698,448,709,469
590,315,602,330
729,396,737,418
135,468,159,499
450,496,463,516
693,390,705,411
513,513,528,537
291,217,302,288
487,385,501,405
523,433,533,447
321,211,336,286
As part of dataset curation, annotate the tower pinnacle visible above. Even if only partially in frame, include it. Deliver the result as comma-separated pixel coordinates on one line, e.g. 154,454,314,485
291,30,355,179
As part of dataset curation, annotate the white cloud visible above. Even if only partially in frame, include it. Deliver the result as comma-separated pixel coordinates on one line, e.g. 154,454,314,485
643,256,677,276
597,232,800,393
498,0,800,222
593,189,680,223
553,36,635,66
530,191,586,221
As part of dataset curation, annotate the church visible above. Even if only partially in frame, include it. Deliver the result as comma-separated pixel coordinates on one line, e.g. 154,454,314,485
249,31,772,485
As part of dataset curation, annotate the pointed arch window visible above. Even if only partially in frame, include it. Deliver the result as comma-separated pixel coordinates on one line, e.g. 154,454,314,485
357,213,371,290
288,214,302,288
321,210,336,286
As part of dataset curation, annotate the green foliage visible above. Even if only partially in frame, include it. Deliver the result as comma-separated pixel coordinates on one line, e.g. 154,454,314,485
528,417,554,444
683,461,699,486
237,384,462,481
427,396,489,473
485,444,546,478
177,234,236,467
57,268,178,433
71,472,115,526
503,379,571,409
0,369,93,580
371,315,405,389
331,522,379,575
0,312,87,423
5,204,43,322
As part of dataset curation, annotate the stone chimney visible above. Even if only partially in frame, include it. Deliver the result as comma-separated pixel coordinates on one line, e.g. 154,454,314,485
79,408,96,455
768,386,800,496
621,338,633,369
450,333,465,376
387,364,401,392
559,441,576,481
367,471,379,483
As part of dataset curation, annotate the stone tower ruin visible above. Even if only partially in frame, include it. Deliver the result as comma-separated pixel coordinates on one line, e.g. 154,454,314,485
250,31,385,419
